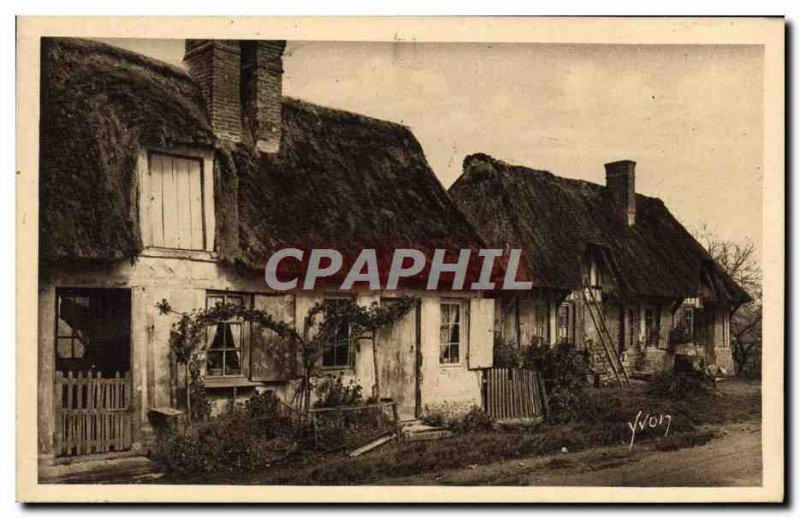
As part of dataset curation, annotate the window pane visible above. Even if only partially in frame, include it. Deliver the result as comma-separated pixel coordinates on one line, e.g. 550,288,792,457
448,321,460,345
440,340,450,363
449,342,459,363
57,338,73,359
207,296,225,308
226,296,244,307
224,348,241,375
322,345,336,367
229,323,242,349
207,351,223,373
57,318,74,338
208,324,229,351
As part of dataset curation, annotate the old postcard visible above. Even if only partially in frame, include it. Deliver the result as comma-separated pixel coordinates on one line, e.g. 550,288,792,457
16,16,784,503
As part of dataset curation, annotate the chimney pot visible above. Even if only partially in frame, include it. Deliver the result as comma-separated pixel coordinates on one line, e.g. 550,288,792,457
605,160,636,226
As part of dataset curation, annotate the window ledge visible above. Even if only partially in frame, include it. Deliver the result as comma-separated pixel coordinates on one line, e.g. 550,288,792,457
140,247,218,262
439,363,464,369
319,367,356,375
204,377,264,389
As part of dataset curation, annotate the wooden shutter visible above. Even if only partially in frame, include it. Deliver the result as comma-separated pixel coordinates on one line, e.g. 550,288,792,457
146,153,204,250
468,298,494,369
251,294,296,382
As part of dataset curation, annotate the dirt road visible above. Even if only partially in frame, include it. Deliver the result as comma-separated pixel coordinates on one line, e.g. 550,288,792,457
386,421,761,487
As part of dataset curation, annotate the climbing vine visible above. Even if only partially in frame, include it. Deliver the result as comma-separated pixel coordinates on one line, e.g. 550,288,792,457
156,295,415,422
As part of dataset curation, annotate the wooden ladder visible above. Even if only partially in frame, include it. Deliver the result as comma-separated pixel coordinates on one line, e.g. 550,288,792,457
580,283,630,387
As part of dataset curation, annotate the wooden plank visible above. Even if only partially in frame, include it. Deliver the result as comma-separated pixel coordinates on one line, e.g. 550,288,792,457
176,158,191,249
188,158,204,249
162,155,180,248
150,154,165,247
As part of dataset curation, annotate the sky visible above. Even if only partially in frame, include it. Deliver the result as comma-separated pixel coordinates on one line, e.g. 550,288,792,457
99,39,764,261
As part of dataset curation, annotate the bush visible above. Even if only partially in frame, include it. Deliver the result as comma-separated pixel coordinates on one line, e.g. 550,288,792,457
313,375,364,408
493,336,523,368
462,406,495,432
447,406,494,434
245,391,297,438
648,367,714,400
526,343,590,423
158,411,297,476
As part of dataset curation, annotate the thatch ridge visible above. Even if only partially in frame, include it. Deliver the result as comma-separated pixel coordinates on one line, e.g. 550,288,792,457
449,153,749,303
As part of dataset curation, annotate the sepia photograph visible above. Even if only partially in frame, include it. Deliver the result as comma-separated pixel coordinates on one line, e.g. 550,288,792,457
15,16,784,503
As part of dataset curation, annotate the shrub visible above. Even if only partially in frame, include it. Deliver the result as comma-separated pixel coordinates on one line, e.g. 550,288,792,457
461,406,495,432
244,391,297,438
525,343,590,423
157,411,296,476
313,375,364,409
493,336,523,368
447,406,494,434
648,367,714,400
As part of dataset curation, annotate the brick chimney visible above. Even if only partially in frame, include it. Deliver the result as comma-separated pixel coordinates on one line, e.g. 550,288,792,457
605,160,636,226
184,40,243,146
184,40,286,153
240,40,286,153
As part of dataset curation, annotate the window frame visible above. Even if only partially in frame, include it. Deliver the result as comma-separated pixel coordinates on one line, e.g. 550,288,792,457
556,302,574,344
439,299,468,365
205,292,253,380
320,297,355,370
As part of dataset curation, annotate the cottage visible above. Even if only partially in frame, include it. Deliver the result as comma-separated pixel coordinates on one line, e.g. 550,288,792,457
37,38,496,464
448,154,750,382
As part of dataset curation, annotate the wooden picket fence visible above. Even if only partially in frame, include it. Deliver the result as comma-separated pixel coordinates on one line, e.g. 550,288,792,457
483,368,547,422
54,371,133,457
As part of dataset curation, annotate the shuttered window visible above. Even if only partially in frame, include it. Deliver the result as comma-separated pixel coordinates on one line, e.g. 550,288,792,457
144,153,204,250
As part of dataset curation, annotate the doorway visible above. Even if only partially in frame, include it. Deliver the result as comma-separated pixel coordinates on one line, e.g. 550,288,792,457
376,299,420,421
54,288,133,456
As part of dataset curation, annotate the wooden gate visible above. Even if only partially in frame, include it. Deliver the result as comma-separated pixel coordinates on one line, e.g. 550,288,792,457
54,371,133,456
483,368,547,422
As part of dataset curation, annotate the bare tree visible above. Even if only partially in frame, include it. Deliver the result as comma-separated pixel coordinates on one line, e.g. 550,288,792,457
693,224,762,377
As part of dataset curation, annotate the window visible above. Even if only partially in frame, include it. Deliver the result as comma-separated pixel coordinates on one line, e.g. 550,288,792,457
206,293,250,377
440,301,466,364
56,294,90,361
557,303,573,344
321,298,353,368
533,301,549,345
55,288,131,374
144,152,205,250
625,308,637,350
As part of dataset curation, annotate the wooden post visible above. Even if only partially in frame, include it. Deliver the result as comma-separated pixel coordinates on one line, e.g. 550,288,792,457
53,371,63,456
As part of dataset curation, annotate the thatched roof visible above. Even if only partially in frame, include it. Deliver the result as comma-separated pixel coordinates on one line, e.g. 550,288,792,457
227,98,482,268
39,38,482,268
449,153,750,304
39,38,216,262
